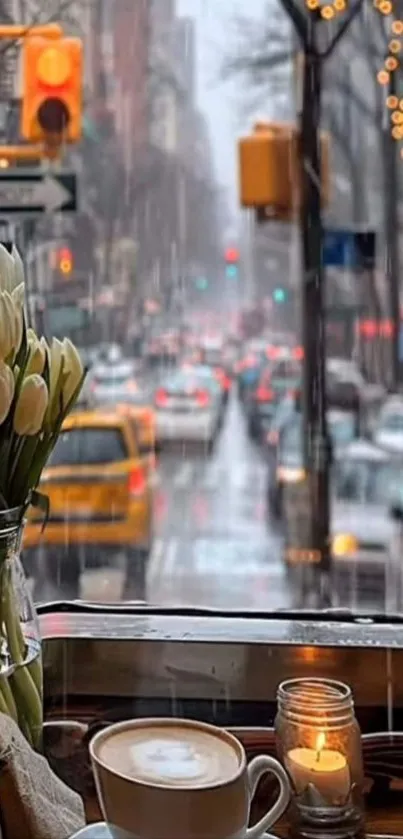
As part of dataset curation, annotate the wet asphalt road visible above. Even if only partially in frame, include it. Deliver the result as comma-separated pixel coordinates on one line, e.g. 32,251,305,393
32,394,291,608
146,396,288,609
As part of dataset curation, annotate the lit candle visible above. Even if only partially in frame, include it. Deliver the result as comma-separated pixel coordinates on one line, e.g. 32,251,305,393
286,733,350,801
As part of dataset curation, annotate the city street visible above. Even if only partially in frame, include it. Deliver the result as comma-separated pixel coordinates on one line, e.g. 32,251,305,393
146,397,287,609
33,395,291,609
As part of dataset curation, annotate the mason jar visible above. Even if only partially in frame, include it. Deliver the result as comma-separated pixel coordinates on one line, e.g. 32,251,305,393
275,678,364,839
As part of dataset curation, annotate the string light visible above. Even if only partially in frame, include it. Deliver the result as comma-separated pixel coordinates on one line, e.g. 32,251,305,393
387,94,399,107
392,19,403,33
304,0,347,17
377,69,390,84
392,110,403,123
389,38,401,52
320,5,335,17
391,125,403,139
379,0,393,13
385,55,398,70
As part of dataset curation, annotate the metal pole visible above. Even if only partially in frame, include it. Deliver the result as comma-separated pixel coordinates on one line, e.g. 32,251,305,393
299,22,331,596
384,69,400,391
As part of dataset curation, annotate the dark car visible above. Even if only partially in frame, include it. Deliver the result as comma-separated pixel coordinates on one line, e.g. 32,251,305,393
266,408,359,520
267,417,305,520
246,358,301,441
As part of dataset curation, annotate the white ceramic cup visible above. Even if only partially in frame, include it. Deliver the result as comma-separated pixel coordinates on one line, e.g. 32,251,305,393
90,717,290,839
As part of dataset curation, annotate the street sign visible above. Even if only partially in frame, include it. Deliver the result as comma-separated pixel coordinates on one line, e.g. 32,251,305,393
323,229,376,269
0,170,77,216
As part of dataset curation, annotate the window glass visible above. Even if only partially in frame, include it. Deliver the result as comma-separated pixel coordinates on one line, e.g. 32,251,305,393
48,428,127,466
15,0,403,624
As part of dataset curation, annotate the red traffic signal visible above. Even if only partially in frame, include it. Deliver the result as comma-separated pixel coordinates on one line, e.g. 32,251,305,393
53,246,73,275
225,247,240,263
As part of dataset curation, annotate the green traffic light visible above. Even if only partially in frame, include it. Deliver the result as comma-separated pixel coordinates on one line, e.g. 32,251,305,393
226,264,238,280
273,287,286,303
195,276,208,291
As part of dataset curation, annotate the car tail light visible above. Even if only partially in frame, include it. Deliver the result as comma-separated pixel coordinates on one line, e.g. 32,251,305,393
266,346,279,360
293,346,304,361
155,388,168,407
256,386,273,402
215,368,231,390
129,466,146,497
195,389,210,407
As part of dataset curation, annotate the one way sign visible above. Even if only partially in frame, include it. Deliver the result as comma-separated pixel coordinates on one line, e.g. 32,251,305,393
0,170,78,217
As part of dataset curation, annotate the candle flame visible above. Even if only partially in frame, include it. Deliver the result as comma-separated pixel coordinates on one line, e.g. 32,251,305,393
315,732,325,762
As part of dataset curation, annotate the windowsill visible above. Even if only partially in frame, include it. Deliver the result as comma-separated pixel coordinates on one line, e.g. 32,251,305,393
39,603,403,712
38,602,403,648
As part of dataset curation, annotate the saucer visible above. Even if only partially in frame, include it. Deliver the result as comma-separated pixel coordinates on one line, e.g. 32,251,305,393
67,824,280,839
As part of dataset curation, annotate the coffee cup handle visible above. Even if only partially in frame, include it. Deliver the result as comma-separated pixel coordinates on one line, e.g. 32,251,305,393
245,755,290,839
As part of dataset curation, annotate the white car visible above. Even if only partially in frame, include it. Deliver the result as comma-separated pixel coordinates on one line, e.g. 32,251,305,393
330,439,403,607
89,361,143,405
154,370,221,448
373,402,403,453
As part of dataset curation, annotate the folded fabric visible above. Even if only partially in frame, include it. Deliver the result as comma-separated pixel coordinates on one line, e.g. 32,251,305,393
0,712,86,839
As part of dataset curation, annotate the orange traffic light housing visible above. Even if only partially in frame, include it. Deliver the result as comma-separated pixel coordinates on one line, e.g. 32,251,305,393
21,35,83,144
238,122,330,219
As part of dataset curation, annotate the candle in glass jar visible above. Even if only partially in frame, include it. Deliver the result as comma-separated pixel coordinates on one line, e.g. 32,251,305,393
286,733,350,800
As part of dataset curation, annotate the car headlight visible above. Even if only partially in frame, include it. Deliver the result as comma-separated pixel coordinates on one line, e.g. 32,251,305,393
331,533,359,557
276,466,306,483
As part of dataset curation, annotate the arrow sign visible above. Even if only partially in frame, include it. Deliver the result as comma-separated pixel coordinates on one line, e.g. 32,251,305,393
0,170,77,216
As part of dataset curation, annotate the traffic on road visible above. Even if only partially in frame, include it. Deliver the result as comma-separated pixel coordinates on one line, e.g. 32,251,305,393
21,332,403,614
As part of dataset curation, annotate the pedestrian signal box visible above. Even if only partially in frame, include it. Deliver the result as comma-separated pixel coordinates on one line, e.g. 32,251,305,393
238,123,330,218
21,35,83,144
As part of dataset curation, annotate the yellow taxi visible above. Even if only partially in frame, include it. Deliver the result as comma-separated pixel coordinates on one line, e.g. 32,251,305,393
115,402,156,458
23,408,154,597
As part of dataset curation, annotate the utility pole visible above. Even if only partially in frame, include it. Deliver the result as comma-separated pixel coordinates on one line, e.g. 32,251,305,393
277,0,364,602
298,20,331,586
384,67,400,391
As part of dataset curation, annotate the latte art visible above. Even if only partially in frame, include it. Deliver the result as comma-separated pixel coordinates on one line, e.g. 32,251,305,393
98,725,241,788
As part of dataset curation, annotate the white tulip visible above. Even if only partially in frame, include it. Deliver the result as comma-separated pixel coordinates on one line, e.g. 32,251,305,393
13,374,48,436
0,291,23,361
0,361,14,425
11,245,25,290
0,245,18,293
44,338,64,428
26,332,46,376
11,282,25,310
62,338,84,408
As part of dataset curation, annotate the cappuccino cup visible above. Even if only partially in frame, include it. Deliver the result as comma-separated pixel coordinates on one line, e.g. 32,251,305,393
90,717,290,839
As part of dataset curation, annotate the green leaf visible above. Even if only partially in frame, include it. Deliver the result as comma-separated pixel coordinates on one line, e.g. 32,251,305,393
8,435,39,507
30,490,49,533
41,345,50,390
15,311,28,369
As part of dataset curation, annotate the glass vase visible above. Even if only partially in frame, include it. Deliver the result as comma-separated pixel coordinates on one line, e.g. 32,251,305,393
0,506,43,751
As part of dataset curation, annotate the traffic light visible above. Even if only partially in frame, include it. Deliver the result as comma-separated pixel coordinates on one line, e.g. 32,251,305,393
225,246,239,280
52,246,73,276
195,276,208,292
273,287,287,304
238,122,330,219
21,34,83,144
